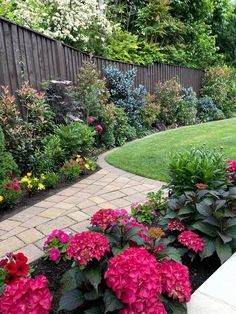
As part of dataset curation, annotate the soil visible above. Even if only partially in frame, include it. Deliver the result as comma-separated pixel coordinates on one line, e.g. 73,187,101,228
32,254,221,314
0,167,100,222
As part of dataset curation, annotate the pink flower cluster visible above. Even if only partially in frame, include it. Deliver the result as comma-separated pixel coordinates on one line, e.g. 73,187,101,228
161,260,192,302
227,160,236,172
119,298,167,314
44,229,70,247
67,231,110,265
178,230,204,253
168,219,185,232
90,208,128,230
5,178,21,191
0,275,52,314
105,247,164,313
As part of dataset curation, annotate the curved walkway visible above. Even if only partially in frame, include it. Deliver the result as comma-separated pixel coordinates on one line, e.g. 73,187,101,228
0,151,164,262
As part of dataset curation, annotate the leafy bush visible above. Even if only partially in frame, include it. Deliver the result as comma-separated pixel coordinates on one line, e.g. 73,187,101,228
177,88,197,125
42,172,60,189
103,66,147,126
60,160,83,181
0,127,19,181
44,81,80,124
169,146,227,195
0,178,22,209
161,185,236,264
155,78,182,126
197,96,224,122
20,173,45,194
140,94,160,128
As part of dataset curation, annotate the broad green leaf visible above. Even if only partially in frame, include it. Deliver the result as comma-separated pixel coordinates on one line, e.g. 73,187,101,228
178,207,195,215
111,245,128,256
156,247,182,263
103,289,124,313
200,237,215,259
225,225,236,239
203,216,219,227
196,202,211,217
84,289,102,301
84,307,103,314
124,227,142,240
60,268,79,293
191,222,217,237
215,199,227,210
225,217,236,228
215,239,232,264
84,265,102,293
217,231,232,244
129,235,146,245
59,289,85,311
168,299,187,314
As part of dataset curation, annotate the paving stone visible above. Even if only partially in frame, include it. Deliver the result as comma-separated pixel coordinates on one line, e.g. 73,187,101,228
81,206,100,216
21,216,50,228
120,187,138,196
11,206,46,222
88,196,107,205
110,198,131,208
17,228,44,244
39,207,65,219
125,193,147,203
36,216,76,235
0,237,25,257
101,191,126,201
44,195,67,203
77,199,96,209
35,201,57,208
63,196,81,205
72,192,92,199
35,237,47,250
67,211,90,222
57,187,79,196
71,183,88,189
52,202,74,210
0,219,20,231
15,244,44,263
82,185,102,194
0,226,27,240
71,220,90,233
98,202,117,209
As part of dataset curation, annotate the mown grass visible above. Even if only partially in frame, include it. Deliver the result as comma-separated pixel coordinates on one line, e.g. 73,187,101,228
106,118,236,181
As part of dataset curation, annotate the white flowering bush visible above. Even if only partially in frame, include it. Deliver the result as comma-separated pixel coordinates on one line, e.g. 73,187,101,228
12,0,112,53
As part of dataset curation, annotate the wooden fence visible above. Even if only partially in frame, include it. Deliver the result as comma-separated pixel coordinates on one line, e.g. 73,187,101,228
0,17,205,95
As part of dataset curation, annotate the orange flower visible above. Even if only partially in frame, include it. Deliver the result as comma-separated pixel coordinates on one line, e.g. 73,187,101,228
195,183,209,190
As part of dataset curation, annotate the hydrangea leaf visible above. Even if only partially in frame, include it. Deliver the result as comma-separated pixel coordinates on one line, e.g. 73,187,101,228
59,289,85,311
103,288,124,313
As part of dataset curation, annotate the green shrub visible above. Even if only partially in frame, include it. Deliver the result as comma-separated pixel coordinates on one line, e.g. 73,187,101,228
177,88,197,125
60,160,83,181
0,178,22,209
140,94,160,128
155,78,182,126
42,172,60,188
197,96,225,122
169,146,227,195
0,127,19,181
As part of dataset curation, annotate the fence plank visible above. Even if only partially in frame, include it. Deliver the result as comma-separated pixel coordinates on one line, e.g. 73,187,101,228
0,17,205,96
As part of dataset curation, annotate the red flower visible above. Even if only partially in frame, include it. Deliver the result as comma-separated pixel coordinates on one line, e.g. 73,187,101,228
88,117,95,124
13,252,28,264
67,231,110,265
15,262,29,277
227,160,236,172
63,164,67,169
0,258,8,267
69,160,75,167
4,273,18,284
168,219,185,232
0,276,52,314
161,260,192,302
5,182,13,189
95,124,103,133
178,230,204,253
13,183,21,191
119,298,167,314
90,208,122,230
5,262,17,274
105,247,163,312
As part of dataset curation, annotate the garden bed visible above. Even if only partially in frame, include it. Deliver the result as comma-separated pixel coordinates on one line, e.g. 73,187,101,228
0,167,100,221
32,254,221,313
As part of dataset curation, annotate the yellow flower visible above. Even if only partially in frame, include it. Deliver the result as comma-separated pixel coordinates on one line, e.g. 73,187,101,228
21,176,29,183
0,196,4,202
28,183,32,189
27,172,32,177
40,174,46,180
38,183,45,190
84,163,90,169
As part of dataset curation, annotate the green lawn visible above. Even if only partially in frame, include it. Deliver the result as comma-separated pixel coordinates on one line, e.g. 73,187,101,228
106,118,236,181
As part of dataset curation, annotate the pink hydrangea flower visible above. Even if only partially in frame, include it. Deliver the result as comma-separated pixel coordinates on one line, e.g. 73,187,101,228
49,248,60,261
227,160,236,172
67,231,110,265
95,124,103,133
105,247,163,311
0,275,52,314
178,230,204,253
168,219,185,232
58,232,69,243
119,298,167,314
161,260,192,302
44,230,70,247
90,208,128,230
154,245,167,253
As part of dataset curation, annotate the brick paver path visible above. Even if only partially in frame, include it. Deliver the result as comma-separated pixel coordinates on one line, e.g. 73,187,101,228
0,151,164,262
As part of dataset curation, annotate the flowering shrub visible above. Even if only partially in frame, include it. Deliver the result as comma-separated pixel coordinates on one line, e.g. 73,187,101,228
0,275,52,314
58,207,189,313
44,230,72,263
226,160,236,185
0,177,22,209
0,253,29,290
20,172,45,194
61,155,96,180
67,231,110,265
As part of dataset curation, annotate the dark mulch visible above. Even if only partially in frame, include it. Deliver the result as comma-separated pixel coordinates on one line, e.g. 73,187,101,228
0,167,100,222
32,254,221,314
